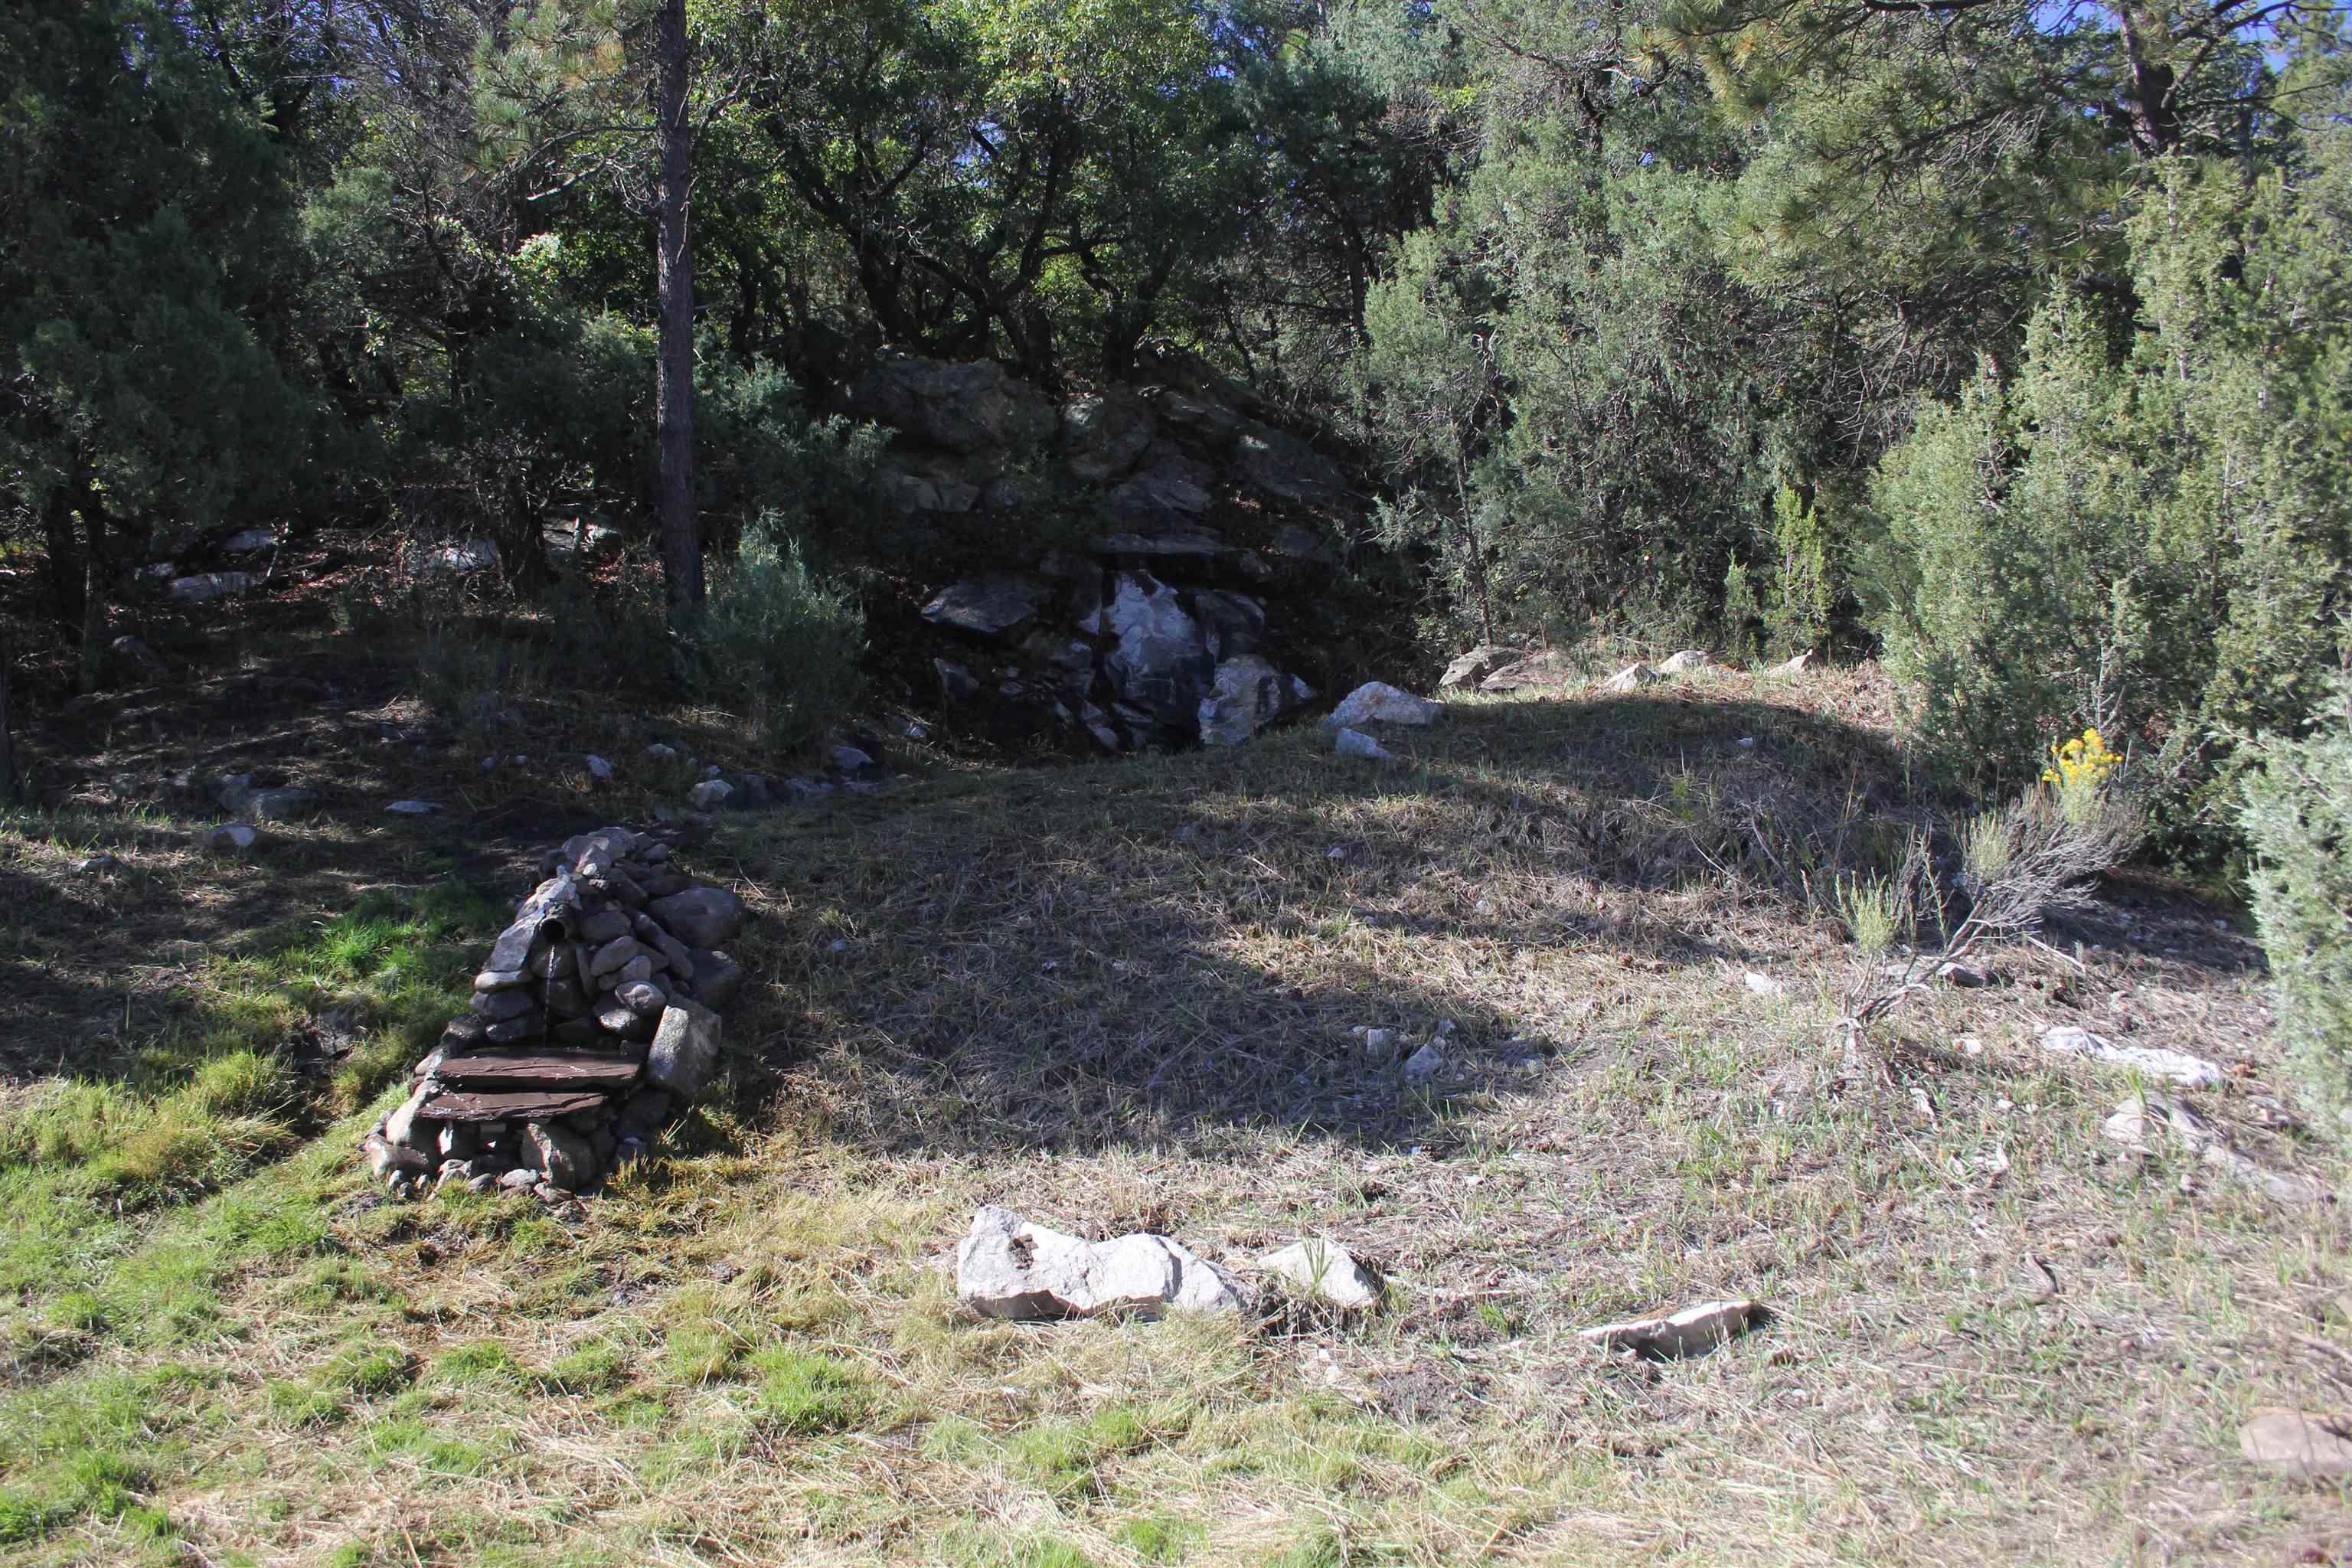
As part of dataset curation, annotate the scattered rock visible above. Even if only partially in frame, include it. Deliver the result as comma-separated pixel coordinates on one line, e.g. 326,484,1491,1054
688,779,733,811
425,538,501,574
584,755,614,782
1599,663,1657,692
828,743,875,773
385,800,440,815
220,528,277,554
1324,681,1442,728
201,822,259,854
2104,1093,2331,1203
248,787,318,822
2040,1026,2223,1088
70,854,125,876
1357,1027,1400,1059
1261,1240,1382,1309
1439,646,1516,691
1402,1043,1445,1083
1333,728,1394,762
955,1206,1254,1321
2240,1408,2352,1477
1743,971,1786,998
1578,1298,1756,1358
1658,650,1715,675
1769,651,1814,675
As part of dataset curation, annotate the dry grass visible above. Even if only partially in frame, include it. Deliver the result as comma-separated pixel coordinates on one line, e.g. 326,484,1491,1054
1,660,2347,1566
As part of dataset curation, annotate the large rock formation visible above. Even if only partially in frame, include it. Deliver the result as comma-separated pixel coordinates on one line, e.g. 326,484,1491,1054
864,351,1356,753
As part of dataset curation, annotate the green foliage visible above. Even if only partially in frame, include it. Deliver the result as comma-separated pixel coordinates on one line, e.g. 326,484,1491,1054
1769,486,1834,658
699,523,866,754
1868,150,2352,846
2243,681,2352,1126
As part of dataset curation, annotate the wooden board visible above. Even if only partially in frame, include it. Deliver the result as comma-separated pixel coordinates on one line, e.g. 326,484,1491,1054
432,1050,645,1090
416,1087,612,1122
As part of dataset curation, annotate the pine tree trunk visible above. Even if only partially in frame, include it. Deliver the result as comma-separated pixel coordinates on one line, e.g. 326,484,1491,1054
78,504,106,696
653,0,703,643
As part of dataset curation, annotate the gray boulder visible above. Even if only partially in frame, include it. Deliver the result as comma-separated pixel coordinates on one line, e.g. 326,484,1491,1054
1198,656,1314,747
648,885,745,949
955,1206,1255,1321
647,998,724,1101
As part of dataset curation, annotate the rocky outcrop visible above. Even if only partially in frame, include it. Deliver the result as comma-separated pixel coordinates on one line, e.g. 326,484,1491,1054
851,353,1359,754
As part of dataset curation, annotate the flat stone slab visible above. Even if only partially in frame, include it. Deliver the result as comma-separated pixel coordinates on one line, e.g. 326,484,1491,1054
430,1051,645,1090
416,1087,612,1122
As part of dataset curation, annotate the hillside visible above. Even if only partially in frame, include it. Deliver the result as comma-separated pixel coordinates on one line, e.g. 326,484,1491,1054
3,647,2347,1566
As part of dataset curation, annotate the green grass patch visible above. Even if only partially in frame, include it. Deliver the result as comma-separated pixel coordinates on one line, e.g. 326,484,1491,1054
745,1346,877,1435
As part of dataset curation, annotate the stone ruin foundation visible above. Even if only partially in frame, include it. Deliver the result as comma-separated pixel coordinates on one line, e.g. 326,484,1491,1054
363,825,746,1201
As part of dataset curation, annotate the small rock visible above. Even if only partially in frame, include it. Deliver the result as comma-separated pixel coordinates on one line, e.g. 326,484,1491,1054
1769,651,1814,675
1333,727,1394,762
1402,1044,1444,1083
385,800,440,815
583,754,614,782
1439,646,1515,691
1658,650,1714,675
201,822,259,854
1262,1240,1382,1310
587,935,643,977
466,1173,500,1194
645,743,678,761
1361,1027,1399,1058
1323,681,1442,728
1578,1298,1756,1358
688,779,733,810
1599,663,1657,692
1743,971,1785,998
2240,1409,2352,1476
828,743,875,773
70,854,125,876
248,788,318,822
616,979,668,1017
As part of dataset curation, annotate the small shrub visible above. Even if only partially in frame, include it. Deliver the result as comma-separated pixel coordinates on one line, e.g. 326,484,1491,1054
2243,682,2352,1126
699,521,864,754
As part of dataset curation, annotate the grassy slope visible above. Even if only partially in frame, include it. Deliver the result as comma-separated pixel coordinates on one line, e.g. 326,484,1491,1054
2,664,2348,1566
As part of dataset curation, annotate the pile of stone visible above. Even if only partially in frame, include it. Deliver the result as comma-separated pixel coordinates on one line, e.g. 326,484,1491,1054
363,825,747,1201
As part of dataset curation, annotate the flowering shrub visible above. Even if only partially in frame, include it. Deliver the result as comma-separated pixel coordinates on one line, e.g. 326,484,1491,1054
2043,728,2124,825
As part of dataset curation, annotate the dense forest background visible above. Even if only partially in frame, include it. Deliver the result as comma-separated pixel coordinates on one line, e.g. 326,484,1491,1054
4,0,2350,861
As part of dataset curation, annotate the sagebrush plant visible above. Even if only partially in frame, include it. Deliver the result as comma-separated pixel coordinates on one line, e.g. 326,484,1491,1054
1851,727,2145,1024
700,517,866,754
2242,679,2352,1125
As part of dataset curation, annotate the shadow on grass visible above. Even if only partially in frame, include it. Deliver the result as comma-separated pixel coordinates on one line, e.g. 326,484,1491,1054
720,687,1962,1158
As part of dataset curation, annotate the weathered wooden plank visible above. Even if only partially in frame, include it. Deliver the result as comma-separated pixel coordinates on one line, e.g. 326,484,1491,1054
416,1087,612,1122
433,1050,644,1089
